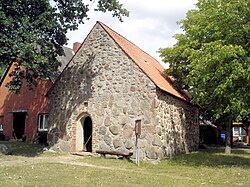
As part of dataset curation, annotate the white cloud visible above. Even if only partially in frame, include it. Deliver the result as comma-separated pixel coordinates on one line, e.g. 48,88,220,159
66,0,198,65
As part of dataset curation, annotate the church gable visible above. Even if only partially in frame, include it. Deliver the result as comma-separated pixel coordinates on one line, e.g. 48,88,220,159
50,22,157,105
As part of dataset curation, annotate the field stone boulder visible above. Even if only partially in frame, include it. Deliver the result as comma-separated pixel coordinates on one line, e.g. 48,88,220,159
146,146,158,159
152,136,162,146
99,142,110,151
123,124,133,139
0,144,13,155
104,136,112,146
118,114,128,125
125,140,134,149
58,140,71,152
104,117,112,126
113,139,122,148
99,126,107,135
109,125,120,135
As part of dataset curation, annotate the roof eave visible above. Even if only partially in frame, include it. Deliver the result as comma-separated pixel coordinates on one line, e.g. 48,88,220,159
0,63,13,87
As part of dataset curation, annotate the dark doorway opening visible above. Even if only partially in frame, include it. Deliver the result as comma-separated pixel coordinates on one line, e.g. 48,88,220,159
13,112,26,139
83,116,92,152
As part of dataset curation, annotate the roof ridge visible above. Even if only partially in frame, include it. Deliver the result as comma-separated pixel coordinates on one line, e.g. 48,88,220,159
97,21,139,52
0,63,12,87
97,21,164,71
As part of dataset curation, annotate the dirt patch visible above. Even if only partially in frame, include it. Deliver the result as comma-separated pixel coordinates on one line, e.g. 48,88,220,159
0,154,77,167
0,154,192,180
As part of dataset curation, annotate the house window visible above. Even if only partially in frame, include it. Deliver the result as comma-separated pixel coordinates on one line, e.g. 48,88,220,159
233,127,239,136
233,126,246,142
0,116,3,131
233,127,246,136
38,114,48,131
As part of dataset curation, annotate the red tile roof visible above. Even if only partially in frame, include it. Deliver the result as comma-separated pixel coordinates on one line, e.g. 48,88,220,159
98,21,189,101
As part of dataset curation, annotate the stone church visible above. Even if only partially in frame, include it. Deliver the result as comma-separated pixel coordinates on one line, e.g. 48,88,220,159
47,21,199,161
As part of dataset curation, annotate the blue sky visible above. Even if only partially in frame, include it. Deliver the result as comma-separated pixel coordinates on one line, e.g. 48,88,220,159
66,0,197,65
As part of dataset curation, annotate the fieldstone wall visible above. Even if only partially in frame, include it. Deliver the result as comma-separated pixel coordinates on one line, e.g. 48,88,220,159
131,88,199,161
155,89,199,159
48,23,199,161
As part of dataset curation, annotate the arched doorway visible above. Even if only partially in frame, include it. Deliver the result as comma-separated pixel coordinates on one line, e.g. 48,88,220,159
82,116,92,152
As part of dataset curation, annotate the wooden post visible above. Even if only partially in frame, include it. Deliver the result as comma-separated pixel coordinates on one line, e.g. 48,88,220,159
247,126,250,145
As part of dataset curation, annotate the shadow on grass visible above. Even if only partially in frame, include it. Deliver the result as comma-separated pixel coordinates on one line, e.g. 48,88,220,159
169,146,250,168
0,140,45,157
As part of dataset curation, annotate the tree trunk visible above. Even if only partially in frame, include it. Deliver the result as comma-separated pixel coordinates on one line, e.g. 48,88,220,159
225,116,232,154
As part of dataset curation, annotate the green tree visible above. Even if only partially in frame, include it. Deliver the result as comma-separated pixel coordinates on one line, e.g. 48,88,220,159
159,0,250,153
0,64,6,78
0,0,128,92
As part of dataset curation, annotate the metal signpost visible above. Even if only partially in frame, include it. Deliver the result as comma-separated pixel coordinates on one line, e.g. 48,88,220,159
135,120,141,166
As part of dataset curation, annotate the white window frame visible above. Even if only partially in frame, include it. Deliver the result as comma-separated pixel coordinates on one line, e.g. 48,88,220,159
0,116,3,131
233,127,239,136
233,127,246,137
38,114,48,132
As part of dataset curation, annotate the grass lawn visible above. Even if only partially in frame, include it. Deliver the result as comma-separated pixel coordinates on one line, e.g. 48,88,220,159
0,141,250,187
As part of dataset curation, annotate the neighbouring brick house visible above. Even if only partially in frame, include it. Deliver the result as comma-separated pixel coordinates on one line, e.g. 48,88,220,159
0,47,73,141
48,21,199,161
